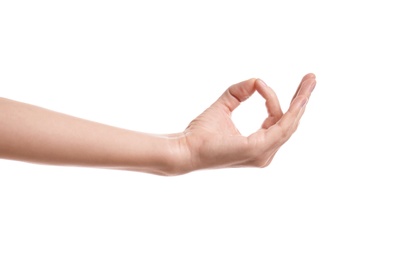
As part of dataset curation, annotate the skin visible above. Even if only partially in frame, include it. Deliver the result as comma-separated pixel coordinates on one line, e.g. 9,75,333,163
0,73,316,176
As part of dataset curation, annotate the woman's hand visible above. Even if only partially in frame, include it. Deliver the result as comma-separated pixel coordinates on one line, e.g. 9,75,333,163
175,73,316,174
0,74,315,176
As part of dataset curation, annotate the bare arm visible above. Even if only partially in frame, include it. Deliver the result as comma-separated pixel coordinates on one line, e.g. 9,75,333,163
0,74,316,176
0,98,181,175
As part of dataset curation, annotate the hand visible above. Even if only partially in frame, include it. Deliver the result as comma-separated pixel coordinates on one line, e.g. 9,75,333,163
0,74,315,176
176,73,316,173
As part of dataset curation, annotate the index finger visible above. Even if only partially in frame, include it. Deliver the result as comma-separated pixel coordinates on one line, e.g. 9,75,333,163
215,78,256,112
214,78,282,119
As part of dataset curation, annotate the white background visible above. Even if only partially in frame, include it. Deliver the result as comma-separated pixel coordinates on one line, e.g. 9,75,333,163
1,1,412,259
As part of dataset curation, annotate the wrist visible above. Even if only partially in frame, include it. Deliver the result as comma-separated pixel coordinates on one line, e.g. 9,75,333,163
112,131,191,176
163,133,193,176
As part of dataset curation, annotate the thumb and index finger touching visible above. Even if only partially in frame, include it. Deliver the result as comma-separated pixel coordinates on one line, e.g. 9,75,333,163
214,73,317,144
215,77,283,121
215,73,316,124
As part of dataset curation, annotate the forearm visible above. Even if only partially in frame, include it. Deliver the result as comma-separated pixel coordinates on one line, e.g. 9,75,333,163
0,98,183,175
